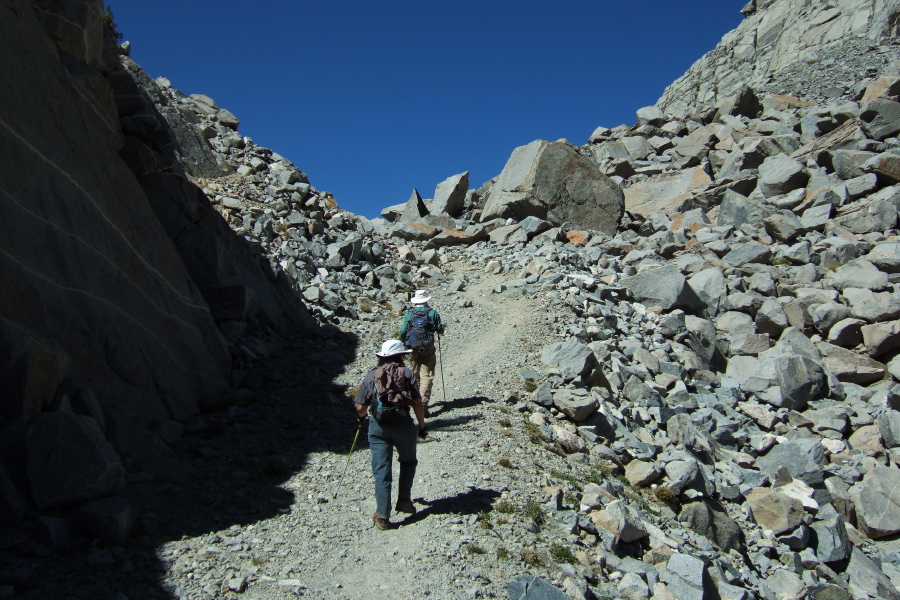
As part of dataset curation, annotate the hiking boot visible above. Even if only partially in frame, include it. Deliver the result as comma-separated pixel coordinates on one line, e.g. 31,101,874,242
373,515,391,530
395,497,417,514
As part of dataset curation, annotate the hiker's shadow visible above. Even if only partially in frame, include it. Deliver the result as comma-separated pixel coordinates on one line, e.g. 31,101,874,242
399,487,501,526
429,396,490,417
428,414,482,432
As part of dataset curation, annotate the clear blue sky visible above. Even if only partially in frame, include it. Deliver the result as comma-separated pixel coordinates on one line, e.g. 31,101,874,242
111,1,745,219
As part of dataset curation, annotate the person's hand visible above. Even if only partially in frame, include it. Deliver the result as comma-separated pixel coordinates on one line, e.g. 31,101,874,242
418,426,428,439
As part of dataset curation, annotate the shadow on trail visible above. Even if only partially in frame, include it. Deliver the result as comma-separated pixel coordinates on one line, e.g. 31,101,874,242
427,414,482,432
429,395,491,417
2,328,362,600
397,488,502,527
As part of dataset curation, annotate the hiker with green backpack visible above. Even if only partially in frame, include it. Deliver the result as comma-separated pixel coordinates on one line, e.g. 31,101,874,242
354,339,428,530
399,290,445,415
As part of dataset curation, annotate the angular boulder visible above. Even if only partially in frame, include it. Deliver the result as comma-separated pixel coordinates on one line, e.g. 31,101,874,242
481,140,624,233
849,467,900,539
430,172,468,218
621,265,704,311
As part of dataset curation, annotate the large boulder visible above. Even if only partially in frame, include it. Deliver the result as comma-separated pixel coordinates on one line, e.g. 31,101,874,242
430,172,469,218
621,265,704,311
481,140,623,233
849,467,900,539
540,339,596,381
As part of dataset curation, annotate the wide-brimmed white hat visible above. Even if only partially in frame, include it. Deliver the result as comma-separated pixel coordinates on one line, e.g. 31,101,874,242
410,290,431,305
375,339,412,358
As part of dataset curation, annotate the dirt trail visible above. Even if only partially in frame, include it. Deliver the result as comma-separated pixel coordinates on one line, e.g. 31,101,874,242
304,267,555,599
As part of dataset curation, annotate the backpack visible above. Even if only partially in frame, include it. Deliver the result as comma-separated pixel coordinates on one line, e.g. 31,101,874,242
407,306,435,350
372,363,415,424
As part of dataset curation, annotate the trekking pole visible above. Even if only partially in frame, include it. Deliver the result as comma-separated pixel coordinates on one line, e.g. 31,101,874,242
332,420,363,499
437,333,447,405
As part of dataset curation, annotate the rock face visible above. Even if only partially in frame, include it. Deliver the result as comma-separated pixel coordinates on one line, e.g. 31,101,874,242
657,0,900,116
481,140,624,233
0,0,322,530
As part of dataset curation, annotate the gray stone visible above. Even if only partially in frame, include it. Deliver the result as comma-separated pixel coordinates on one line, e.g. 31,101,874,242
507,576,570,600
861,99,900,141
552,389,598,422
722,243,772,267
849,291,900,322
27,413,124,510
866,242,900,274
850,467,900,539
837,200,897,234
687,268,727,311
763,569,806,600
810,303,851,335
430,172,468,218
812,512,851,563
826,262,890,291
758,154,808,197
879,411,900,448
746,487,805,534
397,188,429,222
846,547,900,600
678,500,744,553
540,339,596,381
756,439,826,486
662,553,707,600
592,500,648,543
620,265,703,311
482,140,624,233
828,318,865,347
755,298,790,337
862,320,900,357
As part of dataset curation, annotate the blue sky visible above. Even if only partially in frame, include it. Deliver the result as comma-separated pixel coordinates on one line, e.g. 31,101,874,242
111,1,745,219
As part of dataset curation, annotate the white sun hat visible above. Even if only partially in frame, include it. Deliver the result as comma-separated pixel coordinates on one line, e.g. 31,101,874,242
375,339,412,358
410,290,431,305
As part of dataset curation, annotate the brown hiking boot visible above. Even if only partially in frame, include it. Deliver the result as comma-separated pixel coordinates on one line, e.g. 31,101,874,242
395,497,417,514
373,515,391,530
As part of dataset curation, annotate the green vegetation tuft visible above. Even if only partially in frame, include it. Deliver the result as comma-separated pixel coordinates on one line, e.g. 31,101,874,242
466,544,486,555
495,500,516,514
498,457,513,469
524,421,544,444
654,486,676,503
550,544,576,564
522,499,545,525
478,510,493,530
524,380,537,393
102,6,123,43
496,547,512,560
521,547,541,567
550,470,580,488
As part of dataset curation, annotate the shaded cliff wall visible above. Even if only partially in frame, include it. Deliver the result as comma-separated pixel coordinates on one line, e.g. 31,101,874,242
0,0,318,524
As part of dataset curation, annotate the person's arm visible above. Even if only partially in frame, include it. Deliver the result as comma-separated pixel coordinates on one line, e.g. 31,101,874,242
354,374,371,422
407,368,427,434
431,309,444,335
398,311,411,340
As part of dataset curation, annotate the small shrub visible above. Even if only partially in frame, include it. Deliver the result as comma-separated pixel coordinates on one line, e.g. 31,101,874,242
524,380,537,393
498,457,513,469
550,544,576,564
495,500,516,514
478,511,493,530
564,491,578,506
592,460,615,479
521,547,541,567
654,486,676,503
466,544,486,555
496,547,511,560
550,470,580,488
102,6,123,43
524,421,543,444
522,499,545,525
498,418,512,427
